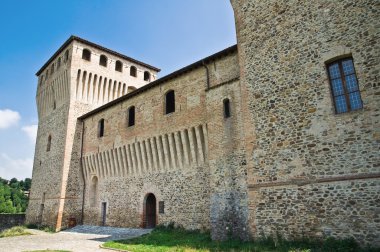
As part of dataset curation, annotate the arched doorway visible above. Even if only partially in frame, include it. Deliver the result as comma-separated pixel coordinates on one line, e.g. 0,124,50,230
144,193,156,228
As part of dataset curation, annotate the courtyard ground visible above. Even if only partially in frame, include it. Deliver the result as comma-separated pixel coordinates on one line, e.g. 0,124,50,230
0,225,151,252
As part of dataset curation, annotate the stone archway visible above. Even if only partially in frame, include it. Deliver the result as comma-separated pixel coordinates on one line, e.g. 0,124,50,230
144,193,156,228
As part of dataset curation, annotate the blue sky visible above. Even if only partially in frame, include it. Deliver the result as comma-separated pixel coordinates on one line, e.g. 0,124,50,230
0,1,236,180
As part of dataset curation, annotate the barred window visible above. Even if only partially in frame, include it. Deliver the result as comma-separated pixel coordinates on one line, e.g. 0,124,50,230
327,58,363,114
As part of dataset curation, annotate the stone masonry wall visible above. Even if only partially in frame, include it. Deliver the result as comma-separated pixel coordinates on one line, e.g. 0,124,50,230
80,50,246,235
231,0,380,245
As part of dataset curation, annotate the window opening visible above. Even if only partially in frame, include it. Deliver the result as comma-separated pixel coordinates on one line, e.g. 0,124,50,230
165,90,175,114
128,106,135,127
47,135,52,152
82,49,91,61
130,66,137,77
98,119,104,137
223,98,231,118
144,71,150,81
327,57,363,113
115,60,122,72
99,55,107,67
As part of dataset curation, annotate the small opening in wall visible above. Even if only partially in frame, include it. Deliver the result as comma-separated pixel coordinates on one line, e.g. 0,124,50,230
144,71,150,81
47,135,52,152
223,98,231,118
130,66,137,77
159,201,165,214
115,60,123,72
99,55,107,67
127,106,135,127
98,119,104,137
165,90,175,114
82,49,91,61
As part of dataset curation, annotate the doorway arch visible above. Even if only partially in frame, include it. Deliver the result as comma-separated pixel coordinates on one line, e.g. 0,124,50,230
144,193,156,228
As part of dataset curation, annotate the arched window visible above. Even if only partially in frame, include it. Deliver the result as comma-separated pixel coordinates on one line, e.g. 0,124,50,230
98,119,104,137
115,60,122,72
165,90,175,114
127,106,135,127
327,57,363,114
57,58,61,69
46,135,52,152
144,71,150,81
82,49,91,61
223,98,231,118
130,66,137,77
99,55,107,67
90,176,98,207
51,63,55,74
64,50,69,62
46,69,49,78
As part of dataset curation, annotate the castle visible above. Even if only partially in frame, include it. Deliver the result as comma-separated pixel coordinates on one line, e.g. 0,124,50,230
26,0,379,246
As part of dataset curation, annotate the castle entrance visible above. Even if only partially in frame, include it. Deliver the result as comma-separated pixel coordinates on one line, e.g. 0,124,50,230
144,193,156,228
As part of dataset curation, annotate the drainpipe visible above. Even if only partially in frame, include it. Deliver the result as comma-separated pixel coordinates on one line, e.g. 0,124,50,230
79,119,86,224
202,60,210,89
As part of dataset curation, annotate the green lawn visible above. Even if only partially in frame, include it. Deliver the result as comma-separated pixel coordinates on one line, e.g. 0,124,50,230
0,226,31,238
103,227,376,252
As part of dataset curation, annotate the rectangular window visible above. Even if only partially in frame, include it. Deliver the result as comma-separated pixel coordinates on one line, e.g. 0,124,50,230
159,201,165,214
327,58,363,114
98,119,104,137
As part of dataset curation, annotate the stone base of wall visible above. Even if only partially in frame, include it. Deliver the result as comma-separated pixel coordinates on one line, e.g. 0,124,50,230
0,214,26,231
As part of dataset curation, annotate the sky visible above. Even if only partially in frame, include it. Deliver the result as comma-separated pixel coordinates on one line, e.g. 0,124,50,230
0,0,237,180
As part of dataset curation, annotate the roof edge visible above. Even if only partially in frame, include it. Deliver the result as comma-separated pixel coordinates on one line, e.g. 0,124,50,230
36,35,161,76
78,44,238,120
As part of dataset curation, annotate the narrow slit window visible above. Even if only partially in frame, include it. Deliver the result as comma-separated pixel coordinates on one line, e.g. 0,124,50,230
130,66,137,77
47,135,52,152
327,57,363,114
98,119,105,138
127,106,135,127
165,90,175,114
82,49,91,61
223,98,231,118
99,55,107,67
115,60,122,72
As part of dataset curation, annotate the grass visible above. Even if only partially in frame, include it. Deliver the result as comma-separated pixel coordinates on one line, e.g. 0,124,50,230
103,226,379,252
0,226,31,238
25,223,56,233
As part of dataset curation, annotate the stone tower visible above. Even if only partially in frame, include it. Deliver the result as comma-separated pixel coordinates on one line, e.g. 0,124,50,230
231,0,380,245
26,36,159,230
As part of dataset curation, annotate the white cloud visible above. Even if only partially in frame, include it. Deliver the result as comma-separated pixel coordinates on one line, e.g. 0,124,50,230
0,153,33,180
0,109,20,129
22,125,38,143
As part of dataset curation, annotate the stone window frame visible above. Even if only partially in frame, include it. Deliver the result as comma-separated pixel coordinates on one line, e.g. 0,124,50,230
326,57,363,114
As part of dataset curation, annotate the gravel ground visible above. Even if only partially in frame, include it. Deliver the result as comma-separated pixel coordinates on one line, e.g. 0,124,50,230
0,225,152,252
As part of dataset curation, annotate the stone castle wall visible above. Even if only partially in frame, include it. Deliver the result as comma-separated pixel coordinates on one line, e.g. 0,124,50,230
80,50,245,232
231,0,380,245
